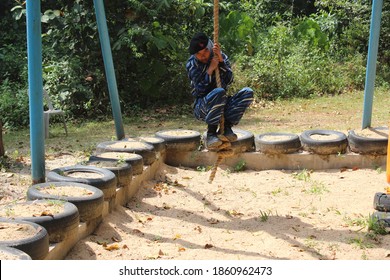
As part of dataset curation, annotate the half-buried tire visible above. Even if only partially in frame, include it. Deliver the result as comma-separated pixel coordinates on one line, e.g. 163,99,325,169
0,200,79,243
0,219,49,260
255,132,301,154
96,139,156,165
202,128,255,153
81,160,133,189
348,126,388,155
135,136,166,153
230,129,255,153
0,245,32,260
373,192,390,212
46,165,117,201
27,182,104,222
300,129,348,155
155,129,201,151
89,152,144,175
371,211,390,228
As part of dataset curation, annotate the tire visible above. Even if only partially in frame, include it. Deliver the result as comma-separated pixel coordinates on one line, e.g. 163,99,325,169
135,136,166,153
81,160,133,189
0,199,79,243
0,245,32,260
47,165,117,200
348,126,388,155
255,132,301,154
96,139,156,165
0,199,80,243
230,129,255,153
371,211,390,227
27,182,104,222
155,129,201,151
202,128,255,153
89,152,144,175
300,129,348,155
0,219,49,260
373,192,390,212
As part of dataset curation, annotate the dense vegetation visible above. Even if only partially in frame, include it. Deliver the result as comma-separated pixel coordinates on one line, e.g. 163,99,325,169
1,0,389,129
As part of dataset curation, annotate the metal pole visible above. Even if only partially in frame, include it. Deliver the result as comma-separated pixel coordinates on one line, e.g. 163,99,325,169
93,0,125,140
26,0,45,183
362,0,383,129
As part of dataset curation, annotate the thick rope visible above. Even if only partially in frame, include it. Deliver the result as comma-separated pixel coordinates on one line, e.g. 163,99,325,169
213,0,224,138
208,135,234,183
213,0,221,89
208,0,233,183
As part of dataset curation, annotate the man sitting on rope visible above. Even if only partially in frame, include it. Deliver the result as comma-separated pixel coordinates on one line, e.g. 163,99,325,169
186,32,254,150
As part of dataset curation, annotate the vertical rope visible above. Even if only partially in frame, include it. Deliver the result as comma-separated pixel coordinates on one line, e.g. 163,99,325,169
208,0,230,184
213,0,224,133
213,0,221,88
208,155,223,183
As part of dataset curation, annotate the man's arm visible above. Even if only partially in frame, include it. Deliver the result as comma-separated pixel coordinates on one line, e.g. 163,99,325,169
186,57,213,98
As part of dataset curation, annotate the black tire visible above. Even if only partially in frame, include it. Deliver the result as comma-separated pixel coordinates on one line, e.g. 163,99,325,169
348,126,388,155
0,245,32,260
300,129,348,155
155,129,201,151
81,160,133,189
371,211,390,227
47,165,117,200
230,129,255,153
0,200,79,243
89,152,144,175
202,128,255,153
135,136,166,153
255,132,301,154
373,192,390,212
27,182,104,222
96,139,156,165
0,219,49,260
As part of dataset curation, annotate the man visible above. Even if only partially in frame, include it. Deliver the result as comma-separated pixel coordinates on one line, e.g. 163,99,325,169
186,32,254,150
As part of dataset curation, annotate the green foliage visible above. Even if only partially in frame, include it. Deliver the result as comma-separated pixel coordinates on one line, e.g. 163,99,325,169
231,20,366,100
108,0,217,109
0,3,28,128
293,18,329,51
220,10,258,56
1,0,390,129
292,169,312,182
0,79,29,129
233,159,246,172
259,209,271,222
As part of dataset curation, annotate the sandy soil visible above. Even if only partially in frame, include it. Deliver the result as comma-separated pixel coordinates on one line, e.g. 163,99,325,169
1,128,390,260
64,163,390,260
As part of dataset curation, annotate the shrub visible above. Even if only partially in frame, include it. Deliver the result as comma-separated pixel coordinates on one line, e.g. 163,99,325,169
231,22,366,100
0,79,29,129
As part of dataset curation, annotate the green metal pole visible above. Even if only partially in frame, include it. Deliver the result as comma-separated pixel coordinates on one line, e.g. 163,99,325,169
93,0,125,139
26,0,45,183
362,0,383,129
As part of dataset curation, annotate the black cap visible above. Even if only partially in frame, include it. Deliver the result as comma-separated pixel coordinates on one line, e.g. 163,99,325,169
189,32,209,55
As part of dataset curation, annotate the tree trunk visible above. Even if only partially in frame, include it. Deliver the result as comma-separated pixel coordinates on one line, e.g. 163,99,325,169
0,120,4,157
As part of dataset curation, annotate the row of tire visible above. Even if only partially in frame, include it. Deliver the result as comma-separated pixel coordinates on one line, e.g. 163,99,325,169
0,173,116,259
0,133,183,259
155,127,388,155
0,157,141,259
256,128,388,155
